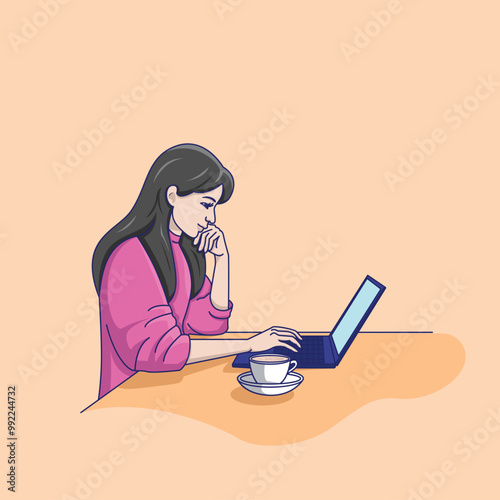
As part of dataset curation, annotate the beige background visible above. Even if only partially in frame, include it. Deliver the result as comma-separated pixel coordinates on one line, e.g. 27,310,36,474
2,1,499,499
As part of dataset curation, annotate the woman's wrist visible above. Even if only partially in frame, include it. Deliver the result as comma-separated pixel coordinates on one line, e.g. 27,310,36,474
245,337,253,353
214,251,229,261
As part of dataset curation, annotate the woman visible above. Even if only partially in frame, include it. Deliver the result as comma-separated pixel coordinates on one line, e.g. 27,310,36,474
92,143,301,398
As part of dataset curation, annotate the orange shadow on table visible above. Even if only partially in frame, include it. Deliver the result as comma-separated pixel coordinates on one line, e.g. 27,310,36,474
84,333,465,445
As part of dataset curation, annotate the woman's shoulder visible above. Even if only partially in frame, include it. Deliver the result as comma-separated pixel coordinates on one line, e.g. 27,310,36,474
109,236,142,258
103,237,150,273
99,236,167,307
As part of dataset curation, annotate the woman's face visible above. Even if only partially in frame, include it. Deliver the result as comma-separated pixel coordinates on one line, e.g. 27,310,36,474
167,184,223,238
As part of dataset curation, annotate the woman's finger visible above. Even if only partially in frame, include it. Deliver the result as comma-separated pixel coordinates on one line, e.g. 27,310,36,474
193,230,202,245
196,231,206,251
207,234,220,253
270,326,302,340
194,229,206,247
271,326,299,334
275,334,301,349
276,332,302,342
205,232,217,253
198,231,209,252
205,229,219,252
277,339,298,352
194,232,204,246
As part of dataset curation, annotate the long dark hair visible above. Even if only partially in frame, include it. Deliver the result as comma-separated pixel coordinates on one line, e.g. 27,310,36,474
91,144,234,301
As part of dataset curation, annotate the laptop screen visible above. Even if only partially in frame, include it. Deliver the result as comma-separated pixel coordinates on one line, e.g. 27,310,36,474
331,277,384,354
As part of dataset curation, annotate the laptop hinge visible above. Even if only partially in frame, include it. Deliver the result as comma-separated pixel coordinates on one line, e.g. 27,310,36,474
327,335,339,366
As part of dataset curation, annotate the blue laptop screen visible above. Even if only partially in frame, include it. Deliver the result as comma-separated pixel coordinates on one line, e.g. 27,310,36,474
332,279,381,352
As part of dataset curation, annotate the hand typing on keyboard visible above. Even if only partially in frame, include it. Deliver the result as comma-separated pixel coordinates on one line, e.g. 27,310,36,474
247,326,302,353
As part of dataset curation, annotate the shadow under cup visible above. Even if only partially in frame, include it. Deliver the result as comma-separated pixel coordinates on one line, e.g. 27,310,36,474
249,354,298,384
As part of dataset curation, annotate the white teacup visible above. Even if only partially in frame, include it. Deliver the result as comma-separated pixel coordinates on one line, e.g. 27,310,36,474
249,354,298,384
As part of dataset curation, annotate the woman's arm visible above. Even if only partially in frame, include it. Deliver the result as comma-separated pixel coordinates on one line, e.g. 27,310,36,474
193,224,229,310
183,276,232,335
210,253,229,310
186,326,302,364
187,338,247,364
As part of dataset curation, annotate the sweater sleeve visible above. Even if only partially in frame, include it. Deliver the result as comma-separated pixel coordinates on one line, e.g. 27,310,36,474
101,238,190,372
183,276,233,335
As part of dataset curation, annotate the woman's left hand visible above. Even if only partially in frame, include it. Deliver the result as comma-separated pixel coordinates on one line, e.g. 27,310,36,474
193,224,228,257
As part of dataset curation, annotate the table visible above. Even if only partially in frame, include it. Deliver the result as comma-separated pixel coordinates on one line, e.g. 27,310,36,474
84,332,465,445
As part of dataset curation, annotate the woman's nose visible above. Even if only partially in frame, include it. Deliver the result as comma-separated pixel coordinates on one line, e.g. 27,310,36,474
206,210,215,224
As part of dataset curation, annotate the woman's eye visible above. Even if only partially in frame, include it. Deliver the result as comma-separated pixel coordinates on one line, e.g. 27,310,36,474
201,202,213,209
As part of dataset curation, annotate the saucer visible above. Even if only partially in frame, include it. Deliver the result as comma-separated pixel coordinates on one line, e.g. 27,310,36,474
237,371,304,396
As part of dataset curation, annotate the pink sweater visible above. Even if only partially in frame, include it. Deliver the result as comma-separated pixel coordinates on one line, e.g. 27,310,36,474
98,231,232,398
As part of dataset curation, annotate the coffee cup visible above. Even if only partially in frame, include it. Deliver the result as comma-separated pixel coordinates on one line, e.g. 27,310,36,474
249,354,298,384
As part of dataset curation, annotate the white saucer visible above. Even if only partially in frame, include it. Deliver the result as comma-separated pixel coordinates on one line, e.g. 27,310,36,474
237,371,304,396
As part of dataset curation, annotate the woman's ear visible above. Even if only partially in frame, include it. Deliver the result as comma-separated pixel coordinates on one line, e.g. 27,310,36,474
166,185,178,207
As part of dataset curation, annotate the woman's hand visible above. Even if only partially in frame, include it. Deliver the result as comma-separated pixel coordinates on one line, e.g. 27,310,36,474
247,326,302,353
193,224,227,257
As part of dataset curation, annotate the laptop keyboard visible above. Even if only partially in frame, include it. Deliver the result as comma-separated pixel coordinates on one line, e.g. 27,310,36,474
273,335,325,364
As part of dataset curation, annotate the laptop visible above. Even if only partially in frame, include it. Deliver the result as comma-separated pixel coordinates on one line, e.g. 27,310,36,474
232,275,386,368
